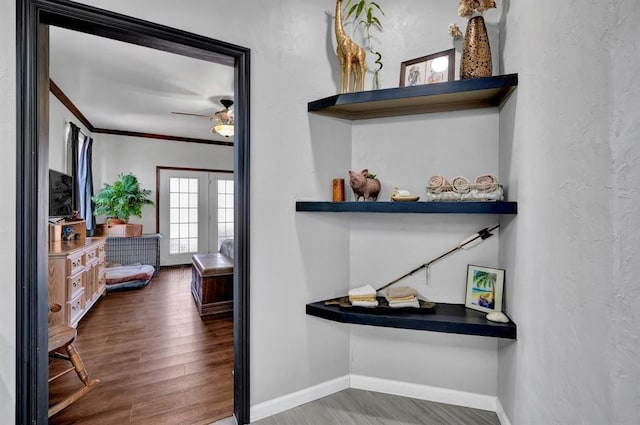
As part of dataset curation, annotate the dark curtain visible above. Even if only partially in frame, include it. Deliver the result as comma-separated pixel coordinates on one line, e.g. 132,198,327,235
78,133,95,235
67,122,81,211
67,122,95,235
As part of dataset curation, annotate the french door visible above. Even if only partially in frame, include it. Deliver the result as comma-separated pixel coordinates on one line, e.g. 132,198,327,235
158,168,234,265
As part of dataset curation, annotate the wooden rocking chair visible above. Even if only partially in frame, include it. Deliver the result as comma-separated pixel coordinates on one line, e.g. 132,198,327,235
48,304,100,417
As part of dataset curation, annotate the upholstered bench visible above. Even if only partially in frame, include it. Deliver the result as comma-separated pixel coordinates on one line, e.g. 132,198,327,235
191,253,233,316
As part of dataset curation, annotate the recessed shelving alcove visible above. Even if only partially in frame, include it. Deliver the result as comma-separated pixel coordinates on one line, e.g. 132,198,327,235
301,75,519,339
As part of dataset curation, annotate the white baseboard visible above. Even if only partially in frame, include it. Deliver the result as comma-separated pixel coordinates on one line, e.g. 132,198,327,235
350,374,497,412
496,398,513,425
250,375,350,423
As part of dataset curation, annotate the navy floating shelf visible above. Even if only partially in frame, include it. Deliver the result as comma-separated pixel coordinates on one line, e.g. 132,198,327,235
308,74,518,120
306,300,517,339
296,201,517,214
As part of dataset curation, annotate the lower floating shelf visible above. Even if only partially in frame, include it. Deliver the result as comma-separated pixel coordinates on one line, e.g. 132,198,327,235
306,299,517,339
296,201,517,214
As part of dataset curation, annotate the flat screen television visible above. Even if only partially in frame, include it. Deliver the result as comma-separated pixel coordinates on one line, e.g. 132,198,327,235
49,169,74,218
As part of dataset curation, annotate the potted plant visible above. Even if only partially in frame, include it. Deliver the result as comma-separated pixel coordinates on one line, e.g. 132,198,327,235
92,172,154,225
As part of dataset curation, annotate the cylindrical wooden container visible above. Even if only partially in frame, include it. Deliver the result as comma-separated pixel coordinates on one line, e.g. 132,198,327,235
332,178,345,202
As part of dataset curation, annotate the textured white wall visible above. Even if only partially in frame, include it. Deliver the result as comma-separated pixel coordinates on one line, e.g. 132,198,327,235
0,1,16,422
497,0,640,423
610,2,640,422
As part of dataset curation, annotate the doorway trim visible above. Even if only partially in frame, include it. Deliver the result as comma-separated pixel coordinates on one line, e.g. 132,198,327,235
16,1,251,423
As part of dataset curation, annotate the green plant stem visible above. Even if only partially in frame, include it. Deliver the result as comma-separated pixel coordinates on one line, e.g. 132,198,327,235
344,0,384,89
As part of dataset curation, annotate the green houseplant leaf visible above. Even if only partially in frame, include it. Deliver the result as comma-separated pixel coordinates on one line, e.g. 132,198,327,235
344,0,385,89
92,172,154,222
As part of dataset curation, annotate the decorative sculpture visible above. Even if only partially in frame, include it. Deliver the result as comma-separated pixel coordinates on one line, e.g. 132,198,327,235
335,0,367,93
349,169,380,201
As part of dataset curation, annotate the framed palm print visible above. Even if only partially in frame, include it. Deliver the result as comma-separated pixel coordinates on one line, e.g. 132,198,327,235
465,265,505,313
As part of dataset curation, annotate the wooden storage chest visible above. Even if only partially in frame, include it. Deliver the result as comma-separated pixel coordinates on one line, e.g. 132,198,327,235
191,253,233,316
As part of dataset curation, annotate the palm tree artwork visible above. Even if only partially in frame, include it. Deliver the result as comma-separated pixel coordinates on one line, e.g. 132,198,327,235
472,270,496,309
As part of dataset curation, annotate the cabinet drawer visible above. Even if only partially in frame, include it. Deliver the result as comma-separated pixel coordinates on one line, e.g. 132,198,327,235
68,272,84,300
86,248,98,263
68,294,85,327
68,252,85,276
97,275,106,294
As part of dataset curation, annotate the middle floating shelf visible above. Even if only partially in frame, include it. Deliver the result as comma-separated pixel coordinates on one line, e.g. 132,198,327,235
296,201,517,214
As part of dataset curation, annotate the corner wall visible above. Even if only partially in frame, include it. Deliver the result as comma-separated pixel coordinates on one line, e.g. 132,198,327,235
609,2,640,422
348,0,504,401
497,1,640,423
349,110,502,398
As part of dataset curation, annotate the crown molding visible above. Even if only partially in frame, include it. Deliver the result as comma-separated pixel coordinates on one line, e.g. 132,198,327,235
49,79,232,146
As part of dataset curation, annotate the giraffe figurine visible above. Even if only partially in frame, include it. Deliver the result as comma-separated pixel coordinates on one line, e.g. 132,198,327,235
335,0,367,93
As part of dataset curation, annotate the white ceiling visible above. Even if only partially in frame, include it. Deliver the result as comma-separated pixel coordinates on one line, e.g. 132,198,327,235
49,26,235,143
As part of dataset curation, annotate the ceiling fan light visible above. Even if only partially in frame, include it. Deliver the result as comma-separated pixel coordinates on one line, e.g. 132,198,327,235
213,123,234,137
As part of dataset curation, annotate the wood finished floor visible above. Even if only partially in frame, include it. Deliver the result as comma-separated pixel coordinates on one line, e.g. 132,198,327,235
250,389,500,425
49,266,234,425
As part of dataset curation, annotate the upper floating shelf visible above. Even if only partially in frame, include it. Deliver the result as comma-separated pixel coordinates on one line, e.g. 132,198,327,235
296,201,517,215
308,74,518,120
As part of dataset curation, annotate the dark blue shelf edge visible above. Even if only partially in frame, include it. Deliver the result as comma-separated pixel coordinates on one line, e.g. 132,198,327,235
306,300,517,339
308,74,518,115
296,201,517,214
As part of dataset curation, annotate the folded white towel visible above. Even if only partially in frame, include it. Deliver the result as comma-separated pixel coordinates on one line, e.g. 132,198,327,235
387,295,416,304
348,284,377,297
351,300,379,307
386,286,417,299
387,299,420,308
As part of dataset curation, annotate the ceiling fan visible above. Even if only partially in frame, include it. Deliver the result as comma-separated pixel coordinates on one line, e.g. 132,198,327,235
172,99,234,138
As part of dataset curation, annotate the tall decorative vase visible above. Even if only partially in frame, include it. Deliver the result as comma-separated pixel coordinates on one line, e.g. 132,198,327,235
460,15,492,79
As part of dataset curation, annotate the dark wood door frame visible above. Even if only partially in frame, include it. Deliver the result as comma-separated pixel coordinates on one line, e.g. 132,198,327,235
16,1,251,424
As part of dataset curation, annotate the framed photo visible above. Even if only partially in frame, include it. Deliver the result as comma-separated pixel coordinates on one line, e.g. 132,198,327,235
399,48,455,87
465,265,505,314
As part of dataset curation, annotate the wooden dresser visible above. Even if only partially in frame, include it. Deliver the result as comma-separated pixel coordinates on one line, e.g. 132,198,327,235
48,221,107,327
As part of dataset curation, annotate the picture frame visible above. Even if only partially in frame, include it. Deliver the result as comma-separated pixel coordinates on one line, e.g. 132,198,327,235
399,48,455,87
465,265,505,314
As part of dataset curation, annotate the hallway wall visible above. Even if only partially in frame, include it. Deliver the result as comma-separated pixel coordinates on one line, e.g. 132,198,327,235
497,0,640,423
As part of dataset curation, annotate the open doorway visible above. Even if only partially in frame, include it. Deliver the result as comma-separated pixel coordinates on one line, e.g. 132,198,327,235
16,2,250,424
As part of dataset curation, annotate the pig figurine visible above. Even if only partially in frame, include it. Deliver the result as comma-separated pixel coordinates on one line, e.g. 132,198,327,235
349,169,381,202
